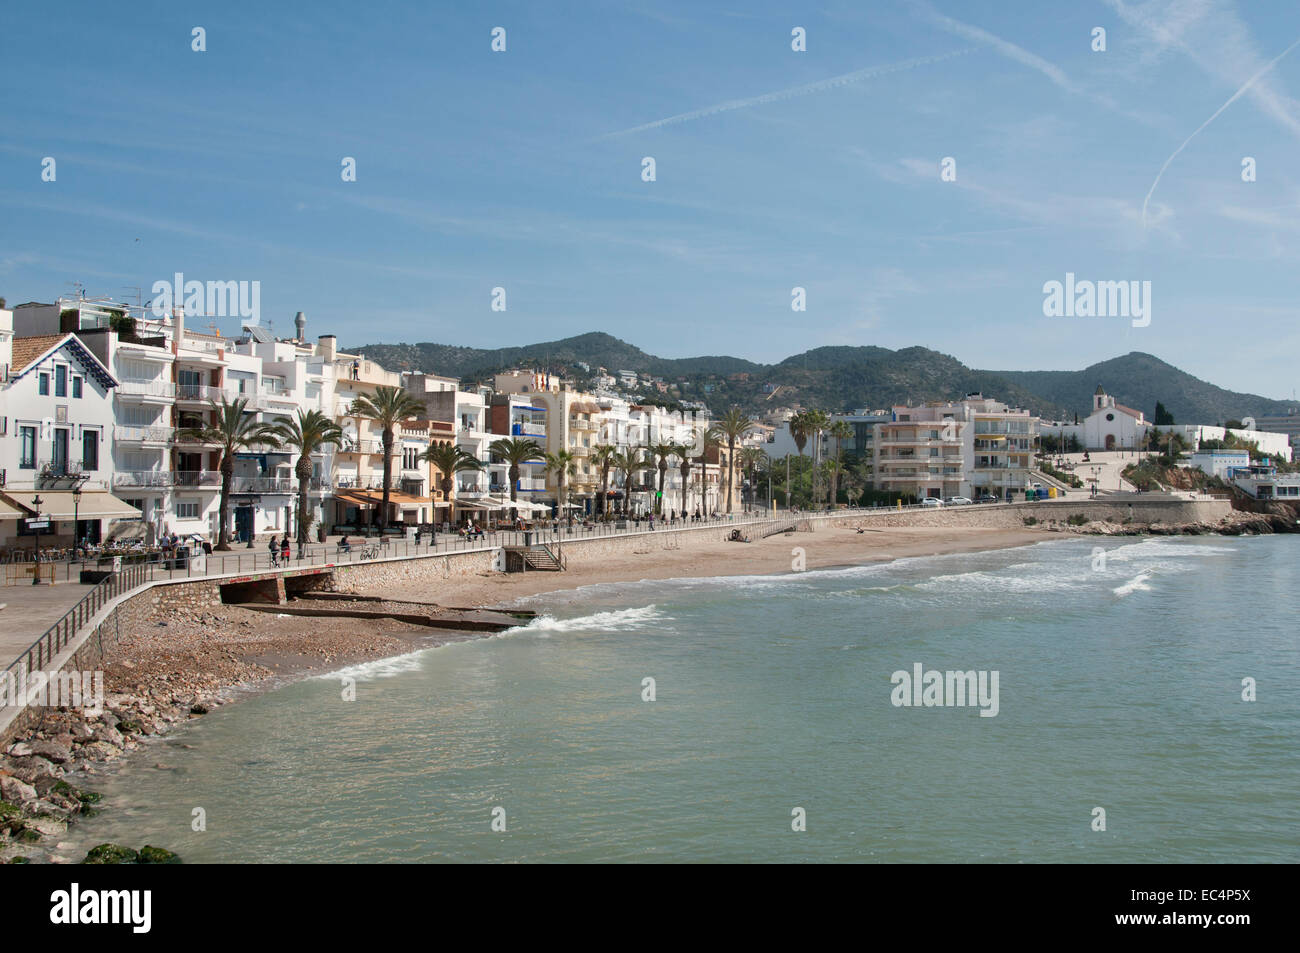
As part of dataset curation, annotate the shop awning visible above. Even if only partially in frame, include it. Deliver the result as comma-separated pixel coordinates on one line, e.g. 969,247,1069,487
0,497,24,520
335,489,431,508
4,491,142,521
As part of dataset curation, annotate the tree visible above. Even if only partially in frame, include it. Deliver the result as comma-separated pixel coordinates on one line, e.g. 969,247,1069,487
346,386,427,531
828,420,853,505
789,411,811,456
263,410,344,548
1154,401,1175,426
716,407,754,514
421,441,484,526
695,427,721,516
178,396,277,550
648,442,677,515
611,448,640,515
489,437,544,522
592,444,617,518
672,441,693,518
801,410,830,509
544,449,578,518
737,445,768,511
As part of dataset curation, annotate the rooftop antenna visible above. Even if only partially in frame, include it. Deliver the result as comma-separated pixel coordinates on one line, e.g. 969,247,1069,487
122,286,143,308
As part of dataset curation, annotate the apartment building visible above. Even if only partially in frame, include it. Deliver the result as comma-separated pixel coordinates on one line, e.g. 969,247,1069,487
874,396,1037,501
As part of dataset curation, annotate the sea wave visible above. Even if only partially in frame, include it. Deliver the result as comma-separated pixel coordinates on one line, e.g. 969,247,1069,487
509,604,667,636
1113,570,1156,597
314,649,430,682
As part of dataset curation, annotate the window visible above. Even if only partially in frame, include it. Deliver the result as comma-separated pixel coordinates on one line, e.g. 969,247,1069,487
176,500,200,520
19,426,37,468
38,372,49,395
72,376,83,398
55,365,67,397
82,430,99,471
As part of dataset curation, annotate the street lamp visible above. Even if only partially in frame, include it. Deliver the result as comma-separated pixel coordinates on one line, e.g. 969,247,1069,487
31,494,44,586
72,485,82,562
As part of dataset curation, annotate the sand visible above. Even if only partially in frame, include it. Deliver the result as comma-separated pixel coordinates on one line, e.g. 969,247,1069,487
383,524,1052,607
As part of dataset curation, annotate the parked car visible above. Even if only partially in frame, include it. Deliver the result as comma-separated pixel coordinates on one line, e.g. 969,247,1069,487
975,494,999,504
921,497,944,508
944,496,973,506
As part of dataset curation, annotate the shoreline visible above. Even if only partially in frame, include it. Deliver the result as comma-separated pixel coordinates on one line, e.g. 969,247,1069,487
0,521,1243,862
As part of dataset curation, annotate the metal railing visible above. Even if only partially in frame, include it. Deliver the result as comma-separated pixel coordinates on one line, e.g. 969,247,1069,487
114,425,176,443
3,562,155,679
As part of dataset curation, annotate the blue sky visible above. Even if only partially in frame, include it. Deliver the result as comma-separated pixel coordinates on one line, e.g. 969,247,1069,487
3,0,1299,398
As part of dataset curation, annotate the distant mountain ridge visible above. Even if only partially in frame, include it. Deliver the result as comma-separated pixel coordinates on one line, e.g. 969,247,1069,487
350,332,1293,425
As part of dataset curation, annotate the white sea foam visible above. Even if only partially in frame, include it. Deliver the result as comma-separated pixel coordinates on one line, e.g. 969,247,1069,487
315,649,429,682
509,604,666,636
1113,570,1156,597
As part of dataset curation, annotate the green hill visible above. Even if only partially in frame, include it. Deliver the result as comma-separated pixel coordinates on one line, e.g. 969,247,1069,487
348,333,1288,424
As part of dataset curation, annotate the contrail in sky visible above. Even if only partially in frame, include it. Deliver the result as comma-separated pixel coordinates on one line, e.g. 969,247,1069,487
596,48,974,139
1142,33,1300,228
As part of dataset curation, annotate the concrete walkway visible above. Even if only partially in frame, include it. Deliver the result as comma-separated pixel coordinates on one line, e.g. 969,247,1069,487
0,579,98,671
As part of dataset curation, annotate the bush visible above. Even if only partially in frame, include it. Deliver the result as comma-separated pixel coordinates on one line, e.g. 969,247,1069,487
1066,513,1088,526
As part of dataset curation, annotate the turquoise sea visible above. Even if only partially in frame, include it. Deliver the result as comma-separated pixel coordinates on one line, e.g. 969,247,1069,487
63,535,1300,863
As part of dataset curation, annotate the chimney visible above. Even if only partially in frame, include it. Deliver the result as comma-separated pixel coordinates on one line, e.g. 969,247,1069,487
294,311,306,342
172,307,185,355
318,334,337,363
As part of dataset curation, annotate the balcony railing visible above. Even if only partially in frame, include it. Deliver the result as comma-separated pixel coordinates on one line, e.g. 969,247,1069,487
117,379,176,399
174,470,222,487
511,422,546,437
114,470,174,488
175,383,226,402
114,425,175,443
231,475,296,493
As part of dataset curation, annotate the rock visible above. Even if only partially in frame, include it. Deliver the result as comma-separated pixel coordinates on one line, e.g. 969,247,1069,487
28,741,72,764
0,777,37,804
6,743,32,758
7,757,58,784
190,703,210,715
138,845,182,864
83,843,138,864
32,799,74,820
70,723,95,742
24,815,67,838
79,742,121,763
90,725,124,747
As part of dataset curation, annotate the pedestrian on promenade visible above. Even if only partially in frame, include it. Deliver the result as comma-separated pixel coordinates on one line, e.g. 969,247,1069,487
281,536,291,563
269,535,279,567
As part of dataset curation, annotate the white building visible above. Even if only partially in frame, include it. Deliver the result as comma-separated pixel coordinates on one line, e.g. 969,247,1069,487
1186,450,1251,479
0,315,139,549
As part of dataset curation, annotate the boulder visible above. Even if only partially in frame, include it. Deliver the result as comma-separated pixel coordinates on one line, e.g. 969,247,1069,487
0,776,37,804
28,740,72,764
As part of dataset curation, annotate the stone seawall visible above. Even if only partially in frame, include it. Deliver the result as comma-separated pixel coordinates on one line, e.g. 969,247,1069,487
826,498,1232,530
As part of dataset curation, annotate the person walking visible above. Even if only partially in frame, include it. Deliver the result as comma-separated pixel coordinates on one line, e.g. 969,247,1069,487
268,534,279,567
281,536,291,564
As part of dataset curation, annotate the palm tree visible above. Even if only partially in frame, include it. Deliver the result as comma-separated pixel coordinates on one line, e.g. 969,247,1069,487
263,409,344,548
802,410,830,509
489,437,544,522
422,440,484,526
716,408,754,514
672,441,693,518
592,444,617,519
789,411,811,457
346,385,426,531
178,396,277,550
828,420,853,507
611,449,637,516
695,427,722,517
649,442,677,515
737,445,768,512
544,449,578,519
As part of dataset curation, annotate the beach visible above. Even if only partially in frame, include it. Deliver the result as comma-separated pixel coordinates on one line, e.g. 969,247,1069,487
386,524,1050,606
